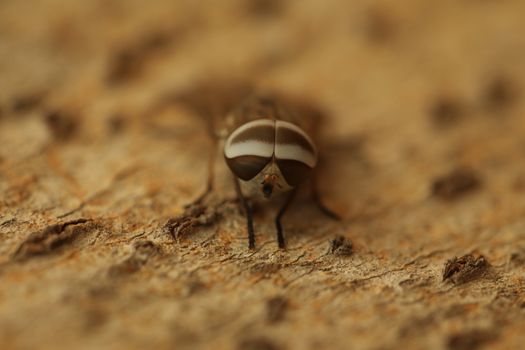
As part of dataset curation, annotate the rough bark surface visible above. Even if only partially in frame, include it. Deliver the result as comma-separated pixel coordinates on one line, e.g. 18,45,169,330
1,1,525,349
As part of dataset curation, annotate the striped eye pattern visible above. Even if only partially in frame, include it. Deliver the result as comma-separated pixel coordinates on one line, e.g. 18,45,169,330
224,119,317,187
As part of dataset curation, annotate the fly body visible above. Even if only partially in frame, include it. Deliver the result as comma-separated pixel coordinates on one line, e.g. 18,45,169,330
219,95,337,249
176,87,338,250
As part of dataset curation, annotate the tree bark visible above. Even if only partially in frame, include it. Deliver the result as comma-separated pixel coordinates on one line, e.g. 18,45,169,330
1,1,525,349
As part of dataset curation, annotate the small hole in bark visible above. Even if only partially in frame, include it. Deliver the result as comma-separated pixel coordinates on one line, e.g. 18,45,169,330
266,296,288,323
44,110,78,141
237,337,280,350
363,7,396,43
328,235,353,256
432,168,481,200
442,253,490,284
447,329,498,350
11,91,46,113
108,114,127,134
509,250,525,267
483,75,518,111
244,0,286,20
12,218,92,261
429,96,465,128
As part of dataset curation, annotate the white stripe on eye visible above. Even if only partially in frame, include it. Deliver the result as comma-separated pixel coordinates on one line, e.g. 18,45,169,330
276,121,316,153
225,119,275,149
274,144,317,167
224,140,274,159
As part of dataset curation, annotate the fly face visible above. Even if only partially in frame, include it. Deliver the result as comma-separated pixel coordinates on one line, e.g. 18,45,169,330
224,118,318,199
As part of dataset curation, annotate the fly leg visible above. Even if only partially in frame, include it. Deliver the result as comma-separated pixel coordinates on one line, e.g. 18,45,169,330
186,137,217,207
275,189,298,249
311,173,341,220
233,177,255,249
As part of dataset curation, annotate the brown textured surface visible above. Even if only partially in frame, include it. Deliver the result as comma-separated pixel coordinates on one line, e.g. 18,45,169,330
1,1,525,349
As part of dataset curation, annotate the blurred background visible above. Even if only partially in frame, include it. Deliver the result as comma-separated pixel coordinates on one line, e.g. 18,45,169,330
1,1,524,349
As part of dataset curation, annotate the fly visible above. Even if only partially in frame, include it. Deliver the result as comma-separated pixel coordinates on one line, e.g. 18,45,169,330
174,83,339,249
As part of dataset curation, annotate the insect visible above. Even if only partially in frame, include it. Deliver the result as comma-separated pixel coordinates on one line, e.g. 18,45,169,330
174,84,339,249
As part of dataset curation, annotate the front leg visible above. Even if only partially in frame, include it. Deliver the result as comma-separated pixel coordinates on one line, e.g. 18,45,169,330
275,189,297,249
233,177,255,249
185,138,218,208
311,172,341,220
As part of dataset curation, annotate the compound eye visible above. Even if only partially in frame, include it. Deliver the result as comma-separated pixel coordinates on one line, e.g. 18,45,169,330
275,159,312,187
274,121,317,186
225,155,271,181
224,119,275,181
